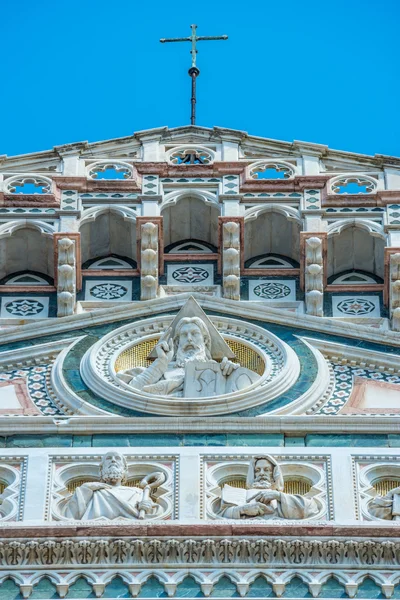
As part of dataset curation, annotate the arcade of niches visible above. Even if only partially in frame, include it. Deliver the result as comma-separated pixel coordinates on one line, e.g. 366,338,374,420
0,125,399,599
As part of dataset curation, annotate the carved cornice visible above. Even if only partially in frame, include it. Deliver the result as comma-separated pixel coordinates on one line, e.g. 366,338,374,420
0,292,398,349
0,414,399,435
0,533,399,568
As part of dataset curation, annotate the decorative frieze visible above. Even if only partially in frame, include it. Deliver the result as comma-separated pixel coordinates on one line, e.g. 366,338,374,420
0,535,399,568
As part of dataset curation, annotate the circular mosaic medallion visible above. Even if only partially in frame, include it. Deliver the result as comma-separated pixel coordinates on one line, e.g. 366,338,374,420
253,282,291,299
89,283,128,300
5,299,44,316
336,298,376,316
172,266,210,284
79,314,300,417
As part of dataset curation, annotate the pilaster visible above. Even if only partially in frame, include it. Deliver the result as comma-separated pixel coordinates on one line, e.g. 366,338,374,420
301,232,327,316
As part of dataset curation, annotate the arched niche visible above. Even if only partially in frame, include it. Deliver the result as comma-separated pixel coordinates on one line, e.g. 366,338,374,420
0,228,53,281
328,226,385,279
244,211,301,264
162,195,219,249
80,210,137,266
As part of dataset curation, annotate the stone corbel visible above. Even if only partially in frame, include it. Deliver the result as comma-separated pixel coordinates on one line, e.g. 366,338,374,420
219,217,243,301
301,233,327,317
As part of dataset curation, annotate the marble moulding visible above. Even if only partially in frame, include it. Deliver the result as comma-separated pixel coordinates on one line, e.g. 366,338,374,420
79,299,300,416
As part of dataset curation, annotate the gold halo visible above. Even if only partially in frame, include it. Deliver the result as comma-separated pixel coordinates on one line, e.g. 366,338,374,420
114,337,265,376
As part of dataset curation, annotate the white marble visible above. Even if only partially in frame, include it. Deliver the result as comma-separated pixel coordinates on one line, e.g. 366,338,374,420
167,264,214,285
249,279,296,302
332,295,381,318
0,297,49,319
84,280,132,302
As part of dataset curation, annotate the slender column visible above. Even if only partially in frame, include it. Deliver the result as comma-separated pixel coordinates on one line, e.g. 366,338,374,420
301,233,326,317
140,222,159,300
57,237,76,317
220,218,242,301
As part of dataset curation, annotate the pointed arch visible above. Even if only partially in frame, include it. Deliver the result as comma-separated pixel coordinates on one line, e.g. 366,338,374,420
79,204,138,227
327,218,385,239
162,191,220,249
328,221,385,279
0,224,54,280
0,219,55,240
80,206,137,266
244,205,301,264
162,188,220,209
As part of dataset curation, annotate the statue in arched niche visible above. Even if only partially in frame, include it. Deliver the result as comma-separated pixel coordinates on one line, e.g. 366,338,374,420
60,452,165,521
368,484,400,521
216,455,319,520
118,298,260,397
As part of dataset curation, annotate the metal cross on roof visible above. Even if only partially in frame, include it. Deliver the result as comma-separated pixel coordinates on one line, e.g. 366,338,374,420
160,24,228,126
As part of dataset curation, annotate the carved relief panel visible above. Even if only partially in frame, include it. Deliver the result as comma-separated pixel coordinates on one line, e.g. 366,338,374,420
47,452,178,522
201,454,332,521
0,456,27,521
352,455,400,521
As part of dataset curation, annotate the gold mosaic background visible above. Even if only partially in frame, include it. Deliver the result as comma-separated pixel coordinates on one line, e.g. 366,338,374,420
374,478,400,496
114,337,264,375
67,478,144,493
224,477,311,496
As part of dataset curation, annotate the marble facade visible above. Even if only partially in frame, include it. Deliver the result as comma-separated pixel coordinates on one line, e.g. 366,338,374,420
0,126,399,598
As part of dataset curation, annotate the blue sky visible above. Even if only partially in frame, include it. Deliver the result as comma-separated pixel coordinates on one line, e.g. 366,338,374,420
1,0,399,158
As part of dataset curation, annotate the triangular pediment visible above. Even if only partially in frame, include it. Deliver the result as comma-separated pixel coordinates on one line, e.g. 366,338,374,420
1,125,398,172
147,296,235,360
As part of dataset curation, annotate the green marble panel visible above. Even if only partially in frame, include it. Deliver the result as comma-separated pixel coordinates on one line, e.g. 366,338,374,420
66,577,95,598
0,578,22,600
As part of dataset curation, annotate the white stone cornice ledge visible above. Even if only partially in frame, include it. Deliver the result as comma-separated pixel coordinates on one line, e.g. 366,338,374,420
0,293,398,348
0,415,399,435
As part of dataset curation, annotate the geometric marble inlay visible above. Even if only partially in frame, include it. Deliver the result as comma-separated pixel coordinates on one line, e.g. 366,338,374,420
0,297,49,318
167,264,214,285
249,279,296,301
332,295,380,317
84,280,132,301
0,364,63,415
317,363,400,415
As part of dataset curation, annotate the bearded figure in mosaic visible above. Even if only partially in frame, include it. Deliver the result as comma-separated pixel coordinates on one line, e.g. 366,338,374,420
118,315,259,397
60,452,164,521
216,455,319,520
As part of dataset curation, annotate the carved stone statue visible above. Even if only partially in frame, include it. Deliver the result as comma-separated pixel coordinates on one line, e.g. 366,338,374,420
60,452,164,521
117,299,260,398
368,485,400,520
216,455,319,520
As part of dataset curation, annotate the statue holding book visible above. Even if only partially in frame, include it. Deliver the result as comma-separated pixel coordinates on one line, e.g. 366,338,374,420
216,455,319,520
118,298,260,398
368,485,400,520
